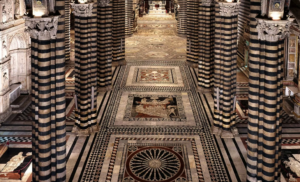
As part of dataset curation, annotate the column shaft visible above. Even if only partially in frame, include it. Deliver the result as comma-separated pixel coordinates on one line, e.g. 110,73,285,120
97,1,113,90
213,3,238,135
112,0,126,66
74,4,98,134
186,0,199,67
198,1,215,90
177,0,187,36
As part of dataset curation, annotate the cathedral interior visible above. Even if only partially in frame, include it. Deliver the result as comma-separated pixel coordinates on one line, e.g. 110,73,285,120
0,0,300,181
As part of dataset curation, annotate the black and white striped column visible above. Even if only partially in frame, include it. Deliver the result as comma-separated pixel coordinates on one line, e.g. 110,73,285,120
198,0,215,92
125,0,133,37
97,0,113,91
26,15,67,181
246,17,293,182
112,0,126,66
186,0,199,67
177,0,187,36
212,2,239,138
72,3,98,135
65,0,71,64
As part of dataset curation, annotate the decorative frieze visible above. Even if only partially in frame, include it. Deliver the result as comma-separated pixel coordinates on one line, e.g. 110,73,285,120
98,0,110,7
0,60,10,95
219,2,239,17
71,3,94,17
201,0,214,6
256,18,294,42
24,16,59,40
0,0,14,24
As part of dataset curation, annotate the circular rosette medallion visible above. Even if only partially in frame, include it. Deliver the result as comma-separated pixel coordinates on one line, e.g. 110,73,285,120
126,147,184,182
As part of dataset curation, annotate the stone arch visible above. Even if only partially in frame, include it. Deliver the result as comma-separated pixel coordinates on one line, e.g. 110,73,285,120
9,34,26,51
9,33,31,93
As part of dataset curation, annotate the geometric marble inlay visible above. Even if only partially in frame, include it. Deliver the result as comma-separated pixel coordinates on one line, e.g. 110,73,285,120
125,145,185,182
133,68,177,84
124,94,185,121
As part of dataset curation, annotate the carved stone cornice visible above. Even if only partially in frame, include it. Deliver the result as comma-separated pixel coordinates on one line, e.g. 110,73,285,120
98,0,110,7
219,2,239,17
256,18,294,42
71,3,94,17
24,16,59,40
201,0,214,6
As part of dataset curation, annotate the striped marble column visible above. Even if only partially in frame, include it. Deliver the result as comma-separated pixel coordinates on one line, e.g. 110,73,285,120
186,0,199,67
212,2,239,138
72,3,98,135
246,18,293,182
98,0,113,91
65,0,71,64
112,0,126,66
26,15,67,181
125,0,133,37
177,0,187,36
198,0,215,92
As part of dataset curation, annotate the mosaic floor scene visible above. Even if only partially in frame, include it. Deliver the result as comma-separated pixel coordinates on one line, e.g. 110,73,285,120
1,14,300,182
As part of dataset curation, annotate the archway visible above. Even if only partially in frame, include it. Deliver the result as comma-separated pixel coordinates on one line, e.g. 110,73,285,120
9,34,31,94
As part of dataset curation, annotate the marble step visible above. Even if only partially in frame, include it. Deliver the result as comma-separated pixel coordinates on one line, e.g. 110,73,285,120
12,96,31,114
10,95,29,109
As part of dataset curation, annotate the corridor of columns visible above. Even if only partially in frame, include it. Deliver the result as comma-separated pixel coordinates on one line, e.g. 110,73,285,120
0,0,300,182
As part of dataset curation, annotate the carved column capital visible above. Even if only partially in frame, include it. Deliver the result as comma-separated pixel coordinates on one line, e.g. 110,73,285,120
256,18,294,42
218,2,239,17
71,3,94,17
201,0,214,6
24,16,60,40
98,0,110,7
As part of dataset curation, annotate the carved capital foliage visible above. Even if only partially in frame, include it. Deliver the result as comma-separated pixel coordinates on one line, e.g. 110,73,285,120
219,2,239,17
71,3,94,17
98,0,110,7
24,16,59,40
256,18,294,42
201,0,214,6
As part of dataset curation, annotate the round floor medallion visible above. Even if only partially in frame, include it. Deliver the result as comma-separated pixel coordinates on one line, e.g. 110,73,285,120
126,147,184,182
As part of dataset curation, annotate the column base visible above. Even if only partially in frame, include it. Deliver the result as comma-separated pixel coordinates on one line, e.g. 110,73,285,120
112,60,127,67
98,85,112,92
198,86,213,94
177,33,186,38
211,125,239,138
72,124,99,136
185,61,198,68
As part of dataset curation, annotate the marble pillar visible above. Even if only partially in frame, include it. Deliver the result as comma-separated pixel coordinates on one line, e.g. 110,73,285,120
212,2,239,138
25,15,67,181
246,18,293,182
112,0,126,66
186,0,199,68
125,0,133,37
177,0,187,37
197,0,215,92
71,2,98,135
98,0,113,91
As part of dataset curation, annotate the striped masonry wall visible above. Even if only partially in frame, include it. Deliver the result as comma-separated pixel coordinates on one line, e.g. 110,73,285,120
32,0,67,180
112,0,126,66
65,0,71,64
198,1,215,90
177,0,187,36
213,3,237,132
186,0,199,67
97,1,113,91
74,4,98,134
125,0,133,36
246,0,285,180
